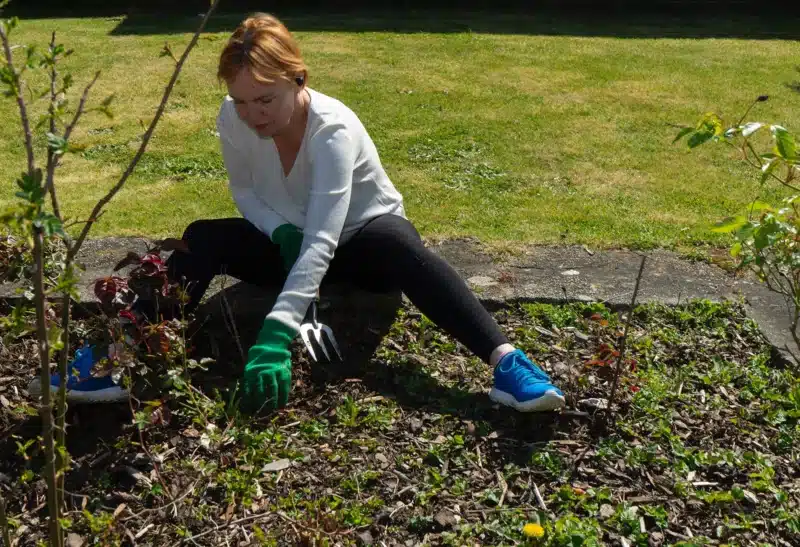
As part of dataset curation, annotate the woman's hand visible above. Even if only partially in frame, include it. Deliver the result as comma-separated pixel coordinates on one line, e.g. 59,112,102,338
241,319,296,412
271,223,303,272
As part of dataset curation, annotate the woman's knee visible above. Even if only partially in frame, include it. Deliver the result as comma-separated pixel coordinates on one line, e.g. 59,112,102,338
363,214,423,250
181,219,214,250
181,218,252,254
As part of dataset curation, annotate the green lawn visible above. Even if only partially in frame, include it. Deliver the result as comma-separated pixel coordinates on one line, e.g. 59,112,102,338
2,12,800,250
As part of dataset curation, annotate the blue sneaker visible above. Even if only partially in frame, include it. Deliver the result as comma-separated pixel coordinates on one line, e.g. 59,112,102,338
27,345,129,404
489,350,565,412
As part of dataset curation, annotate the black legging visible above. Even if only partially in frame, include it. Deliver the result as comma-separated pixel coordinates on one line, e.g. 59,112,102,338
164,214,508,362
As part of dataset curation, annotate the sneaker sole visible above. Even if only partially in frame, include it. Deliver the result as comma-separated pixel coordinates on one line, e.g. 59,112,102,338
28,380,129,404
488,387,566,412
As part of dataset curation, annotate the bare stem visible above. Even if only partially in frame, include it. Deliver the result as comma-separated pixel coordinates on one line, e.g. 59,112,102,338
54,286,71,512
607,255,647,412
0,494,12,547
735,97,760,128
48,40,72,506
67,0,222,262
740,154,800,192
33,230,62,547
127,381,174,502
0,22,34,175
44,32,62,220
62,71,100,144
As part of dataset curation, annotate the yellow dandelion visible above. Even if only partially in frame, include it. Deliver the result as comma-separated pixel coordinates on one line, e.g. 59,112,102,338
522,522,545,538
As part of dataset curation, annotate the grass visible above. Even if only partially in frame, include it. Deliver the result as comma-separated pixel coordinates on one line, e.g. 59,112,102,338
2,12,800,250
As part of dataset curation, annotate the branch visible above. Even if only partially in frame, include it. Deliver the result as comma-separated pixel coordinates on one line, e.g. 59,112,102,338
45,31,62,220
0,20,34,175
32,231,62,547
180,512,276,544
67,0,221,261
62,70,99,143
127,383,174,502
607,255,647,412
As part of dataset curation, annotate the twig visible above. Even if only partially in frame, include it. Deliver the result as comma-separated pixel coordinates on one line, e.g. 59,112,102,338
45,31,62,220
275,511,353,539
123,479,199,521
67,0,222,262
62,71,100,144
0,21,34,175
0,494,12,547
127,380,174,502
33,230,62,547
532,483,547,511
607,255,647,412
180,512,276,543
495,470,507,507
218,271,246,365
45,70,101,215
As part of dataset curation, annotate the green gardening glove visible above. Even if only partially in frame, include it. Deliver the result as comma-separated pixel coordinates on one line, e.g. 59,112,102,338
271,224,303,272
241,318,297,412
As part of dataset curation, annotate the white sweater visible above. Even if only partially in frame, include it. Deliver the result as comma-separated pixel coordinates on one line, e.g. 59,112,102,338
216,87,406,331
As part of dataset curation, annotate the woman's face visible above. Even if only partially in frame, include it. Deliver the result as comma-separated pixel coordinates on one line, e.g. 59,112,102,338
227,68,300,138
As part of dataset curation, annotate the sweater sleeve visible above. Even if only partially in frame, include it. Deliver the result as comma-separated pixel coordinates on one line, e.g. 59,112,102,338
217,103,287,237
266,122,354,331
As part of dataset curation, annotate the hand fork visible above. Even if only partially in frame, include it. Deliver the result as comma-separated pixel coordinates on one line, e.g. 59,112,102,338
300,294,343,362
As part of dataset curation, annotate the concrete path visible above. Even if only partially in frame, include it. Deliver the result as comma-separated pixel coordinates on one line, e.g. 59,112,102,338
0,236,792,361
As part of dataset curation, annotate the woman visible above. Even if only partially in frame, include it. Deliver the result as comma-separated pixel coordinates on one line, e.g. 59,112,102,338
178,13,565,413
34,13,565,412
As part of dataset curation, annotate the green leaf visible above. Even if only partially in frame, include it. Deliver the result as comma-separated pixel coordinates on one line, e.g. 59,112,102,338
33,213,65,238
687,130,714,148
687,113,724,148
772,125,797,160
48,325,64,352
14,169,44,203
24,45,37,69
730,242,742,257
672,127,693,144
46,132,68,156
0,64,16,86
734,222,755,243
712,215,747,233
747,201,774,213
753,220,780,251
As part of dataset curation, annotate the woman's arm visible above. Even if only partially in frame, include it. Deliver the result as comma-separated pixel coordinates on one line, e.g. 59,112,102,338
218,102,289,237
266,122,354,331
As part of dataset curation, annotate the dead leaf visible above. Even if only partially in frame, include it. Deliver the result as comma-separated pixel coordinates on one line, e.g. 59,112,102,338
112,503,127,519
262,459,291,473
222,501,235,521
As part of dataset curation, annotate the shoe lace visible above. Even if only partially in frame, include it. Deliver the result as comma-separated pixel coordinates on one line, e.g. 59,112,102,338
511,356,549,385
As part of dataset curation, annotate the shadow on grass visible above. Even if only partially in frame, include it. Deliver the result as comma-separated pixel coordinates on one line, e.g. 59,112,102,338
104,10,800,41
5,5,798,40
